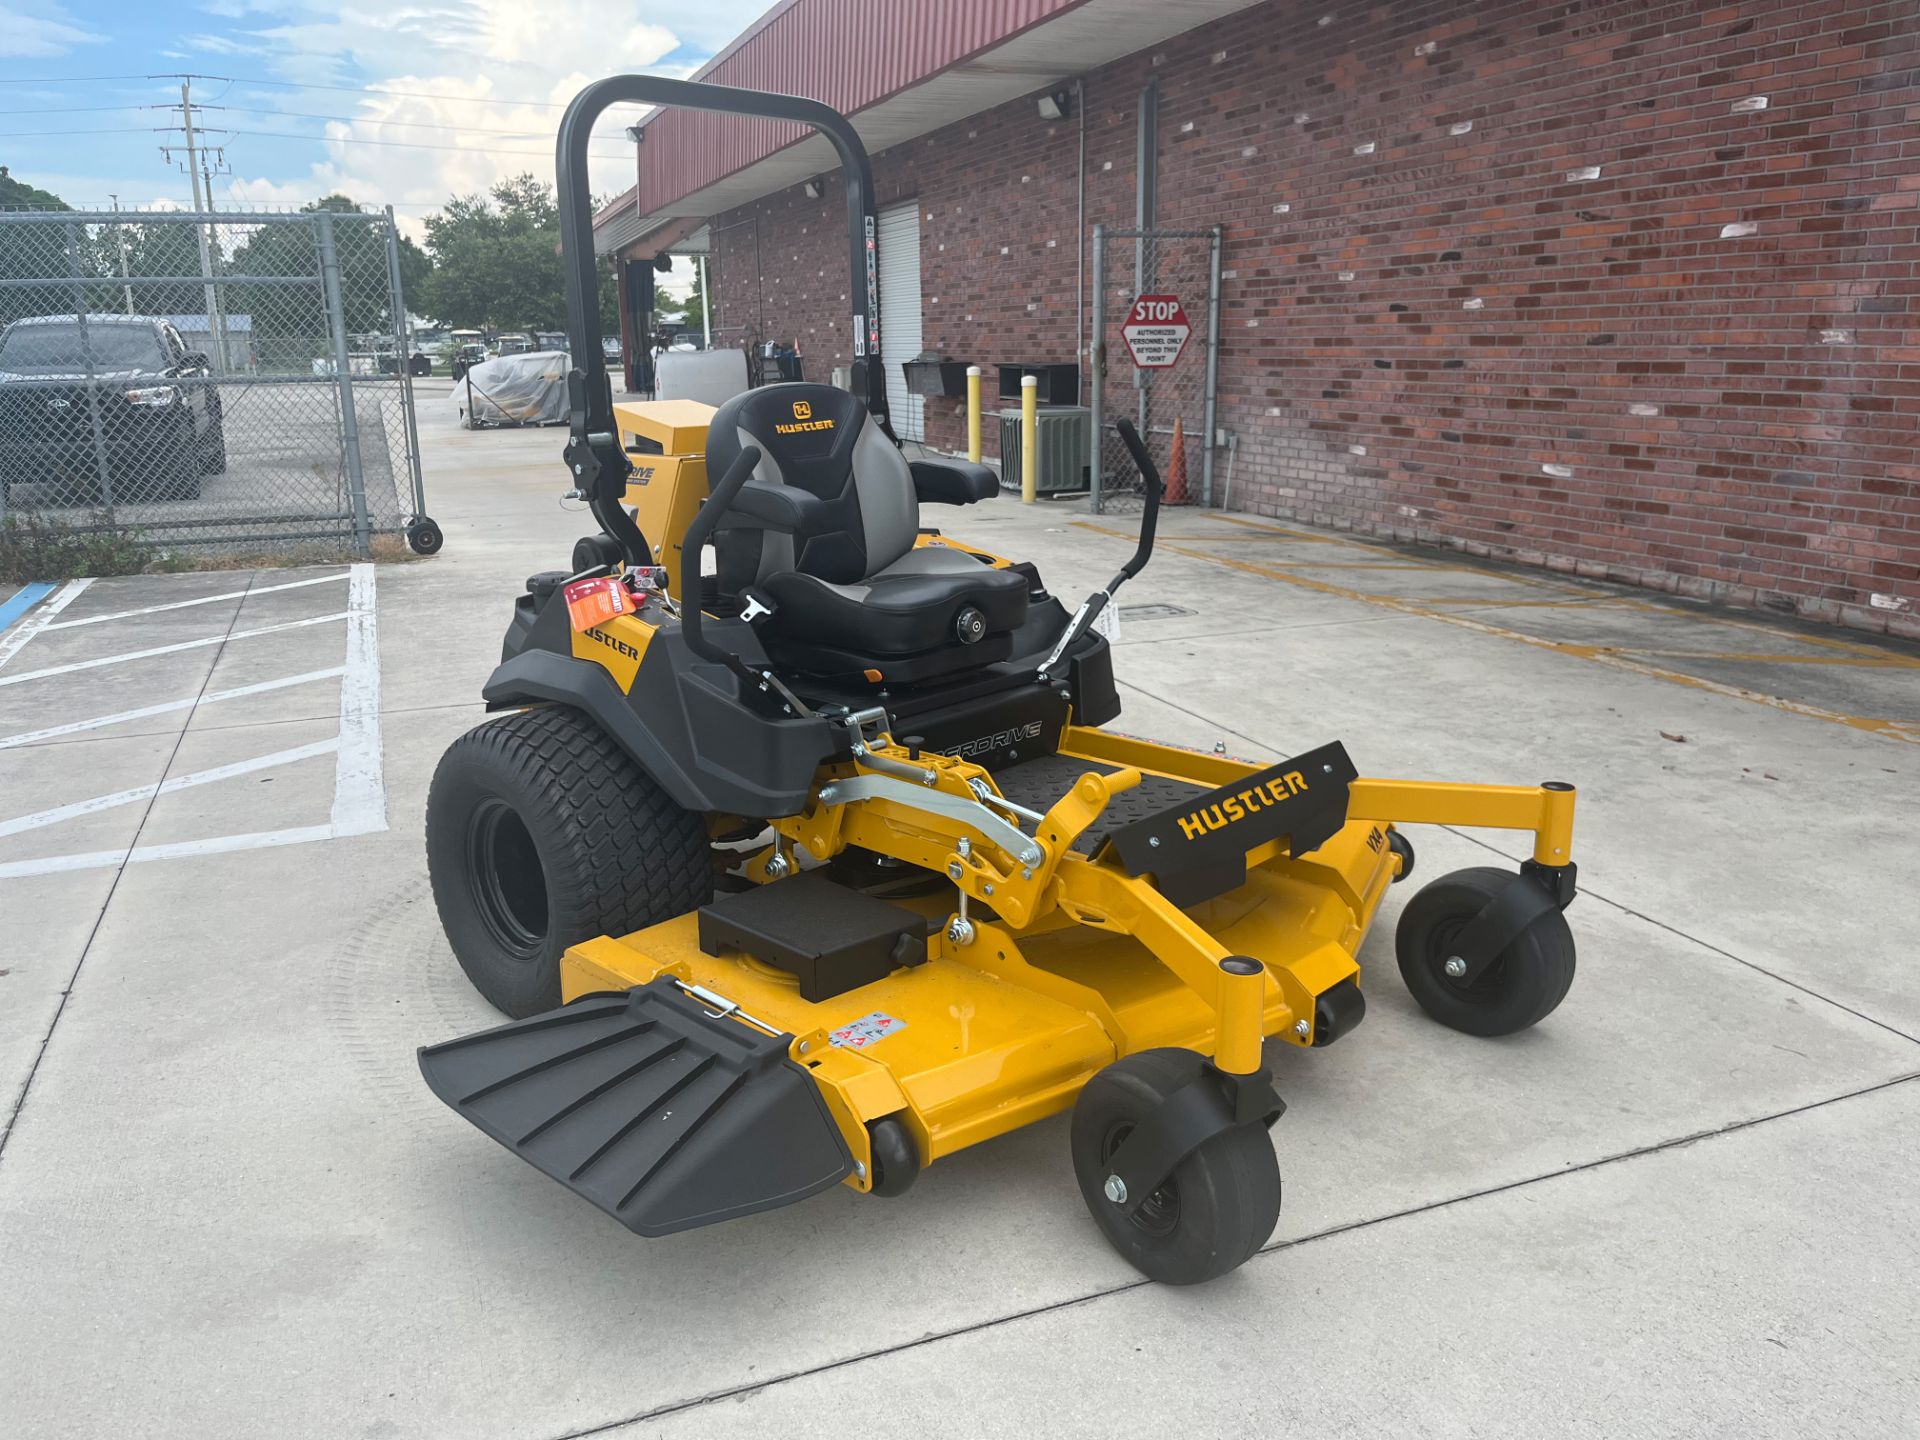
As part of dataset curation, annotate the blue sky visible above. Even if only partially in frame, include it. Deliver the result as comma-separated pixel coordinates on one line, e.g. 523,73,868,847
0,0,772,235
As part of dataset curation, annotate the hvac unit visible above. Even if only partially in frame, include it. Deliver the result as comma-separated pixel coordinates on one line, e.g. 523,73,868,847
997,405,1091,495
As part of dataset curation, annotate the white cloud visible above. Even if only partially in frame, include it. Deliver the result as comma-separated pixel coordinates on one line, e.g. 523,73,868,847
0,2,105,58
207,0,764,235
184,32,259,56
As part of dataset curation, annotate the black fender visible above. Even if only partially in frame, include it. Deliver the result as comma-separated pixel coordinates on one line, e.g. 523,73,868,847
481,646,837,818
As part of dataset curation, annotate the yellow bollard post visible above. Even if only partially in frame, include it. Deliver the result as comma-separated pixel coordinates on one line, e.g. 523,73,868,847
966,365,982,463
1020,372,1038,504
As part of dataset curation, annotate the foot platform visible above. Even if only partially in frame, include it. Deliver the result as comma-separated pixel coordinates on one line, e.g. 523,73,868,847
418,980,854,1236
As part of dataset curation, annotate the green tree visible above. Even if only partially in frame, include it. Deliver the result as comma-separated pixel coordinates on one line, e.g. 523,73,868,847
0,168,74,325
668,260,707,335
418,176,619,348
226,194,429,349
0,167,67,212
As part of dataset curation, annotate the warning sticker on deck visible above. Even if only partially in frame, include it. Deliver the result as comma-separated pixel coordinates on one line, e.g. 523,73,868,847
829,1011,907,1050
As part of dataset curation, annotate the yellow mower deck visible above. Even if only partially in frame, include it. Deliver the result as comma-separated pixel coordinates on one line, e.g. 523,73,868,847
557,724,1575,1192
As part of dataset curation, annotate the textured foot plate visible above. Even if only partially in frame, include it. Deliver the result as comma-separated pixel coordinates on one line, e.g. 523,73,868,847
419,979,854,1236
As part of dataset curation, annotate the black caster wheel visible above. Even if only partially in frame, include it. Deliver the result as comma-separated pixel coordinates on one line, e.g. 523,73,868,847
1070,1049,1279,1285
1395,867,1575,1037
1386,828,1415,882
866,1116,922,1197
406,517,445,556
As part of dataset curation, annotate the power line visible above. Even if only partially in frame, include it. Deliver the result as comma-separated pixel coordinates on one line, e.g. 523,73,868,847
0,73,178,85
0,104,167,115
0,71,665,113
221,128,632,158
1,123,633,159
0,101,639,140
200,104,615,140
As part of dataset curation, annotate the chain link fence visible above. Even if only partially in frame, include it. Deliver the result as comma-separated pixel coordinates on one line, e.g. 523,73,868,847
1089,225,1221,514
0,208,430,555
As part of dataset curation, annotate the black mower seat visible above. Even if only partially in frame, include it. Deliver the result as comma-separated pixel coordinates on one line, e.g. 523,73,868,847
760,544,1026,656
708,383,1028,680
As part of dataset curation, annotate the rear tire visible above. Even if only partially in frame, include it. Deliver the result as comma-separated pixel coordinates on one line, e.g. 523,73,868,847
426,706,713,1017
1070,1049,1280,1285
156,444,201,502
199,418,227,476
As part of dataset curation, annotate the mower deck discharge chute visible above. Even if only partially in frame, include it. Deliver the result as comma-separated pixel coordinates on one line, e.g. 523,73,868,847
418,75,1584,1285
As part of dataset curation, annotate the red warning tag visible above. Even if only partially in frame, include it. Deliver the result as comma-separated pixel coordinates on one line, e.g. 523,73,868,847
562,575,634,632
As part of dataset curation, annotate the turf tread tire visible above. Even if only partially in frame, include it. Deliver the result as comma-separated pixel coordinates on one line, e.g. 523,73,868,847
426,705,711,1017
1070,1048,1281,1286
1395,865,1576,1037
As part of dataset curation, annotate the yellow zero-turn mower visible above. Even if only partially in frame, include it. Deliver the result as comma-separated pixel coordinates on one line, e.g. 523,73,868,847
418,76,1582,1285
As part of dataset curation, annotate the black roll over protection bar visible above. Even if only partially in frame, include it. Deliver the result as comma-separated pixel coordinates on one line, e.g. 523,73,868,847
554,75,887,570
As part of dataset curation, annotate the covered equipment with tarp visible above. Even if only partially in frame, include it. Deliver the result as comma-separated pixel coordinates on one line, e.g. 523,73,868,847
450,350,569,428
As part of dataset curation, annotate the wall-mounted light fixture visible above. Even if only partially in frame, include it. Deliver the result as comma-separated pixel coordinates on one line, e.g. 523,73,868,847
625,124,645,142
802,176,825,200
1037,89,1073,121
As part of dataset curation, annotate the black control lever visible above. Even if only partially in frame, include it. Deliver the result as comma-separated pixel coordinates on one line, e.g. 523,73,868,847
1040,417,1165,680
677,445,762,676
675,448,815,718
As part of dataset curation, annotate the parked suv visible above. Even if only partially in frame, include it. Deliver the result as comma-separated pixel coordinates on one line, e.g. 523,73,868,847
0,313,225,505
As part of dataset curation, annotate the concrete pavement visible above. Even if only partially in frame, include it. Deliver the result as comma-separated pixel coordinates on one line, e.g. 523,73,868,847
0,399,1915,1438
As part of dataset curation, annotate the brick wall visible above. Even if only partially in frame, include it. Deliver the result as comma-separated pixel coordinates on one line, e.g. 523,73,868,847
701,0,1920,635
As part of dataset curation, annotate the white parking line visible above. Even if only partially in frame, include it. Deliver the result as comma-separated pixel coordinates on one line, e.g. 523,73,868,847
0,667,346,751
330,564,386,836
0,564,387,879
0,738,340,839
0,824,339,879
0,612,348,688
0,578,93,670
42,571,349,631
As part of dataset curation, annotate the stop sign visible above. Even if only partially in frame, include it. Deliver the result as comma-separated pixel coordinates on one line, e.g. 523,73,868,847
1121,293,1192,369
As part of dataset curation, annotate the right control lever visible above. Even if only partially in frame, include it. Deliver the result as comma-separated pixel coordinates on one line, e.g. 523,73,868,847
1040,417,1165,679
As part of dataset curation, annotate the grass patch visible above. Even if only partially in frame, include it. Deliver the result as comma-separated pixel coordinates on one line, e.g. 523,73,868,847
0,512,418,583
0,512,153,583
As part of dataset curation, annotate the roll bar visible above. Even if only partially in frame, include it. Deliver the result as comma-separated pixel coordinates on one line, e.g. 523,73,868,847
555,75,886,567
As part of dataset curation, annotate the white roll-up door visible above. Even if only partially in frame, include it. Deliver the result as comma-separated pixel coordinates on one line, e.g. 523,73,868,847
877,201,925,442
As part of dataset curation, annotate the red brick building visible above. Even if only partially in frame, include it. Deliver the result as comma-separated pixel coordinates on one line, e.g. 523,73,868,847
597,0,1919,636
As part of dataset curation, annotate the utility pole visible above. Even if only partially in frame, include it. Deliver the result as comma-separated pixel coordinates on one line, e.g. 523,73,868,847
698,253,711,349
108,193,134,315
169,79,225,371
197,142,231,369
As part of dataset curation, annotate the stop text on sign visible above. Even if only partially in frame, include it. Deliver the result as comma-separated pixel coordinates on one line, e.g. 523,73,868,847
1121,293,1192,369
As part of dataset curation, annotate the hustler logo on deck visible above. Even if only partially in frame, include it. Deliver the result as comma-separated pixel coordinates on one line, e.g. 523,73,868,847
1176,770,1310,841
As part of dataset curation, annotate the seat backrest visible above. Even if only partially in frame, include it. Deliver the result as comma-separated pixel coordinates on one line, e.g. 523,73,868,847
706,382,917,591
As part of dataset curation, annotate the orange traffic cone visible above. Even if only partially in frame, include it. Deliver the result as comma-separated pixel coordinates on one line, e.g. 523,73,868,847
1164,416,1189,506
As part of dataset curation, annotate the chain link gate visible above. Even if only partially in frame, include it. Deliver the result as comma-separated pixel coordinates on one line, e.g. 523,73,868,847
1088,225,1222,514
0,207,429,556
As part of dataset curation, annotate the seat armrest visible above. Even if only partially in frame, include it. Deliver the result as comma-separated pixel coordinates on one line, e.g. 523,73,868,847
714,479,829,534
910,458,999,506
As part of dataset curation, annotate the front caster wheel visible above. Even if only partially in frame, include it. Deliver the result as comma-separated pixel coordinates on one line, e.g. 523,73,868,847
1395,866,1575,1037
1386,827,1414,882
1070,1049,1280,1285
